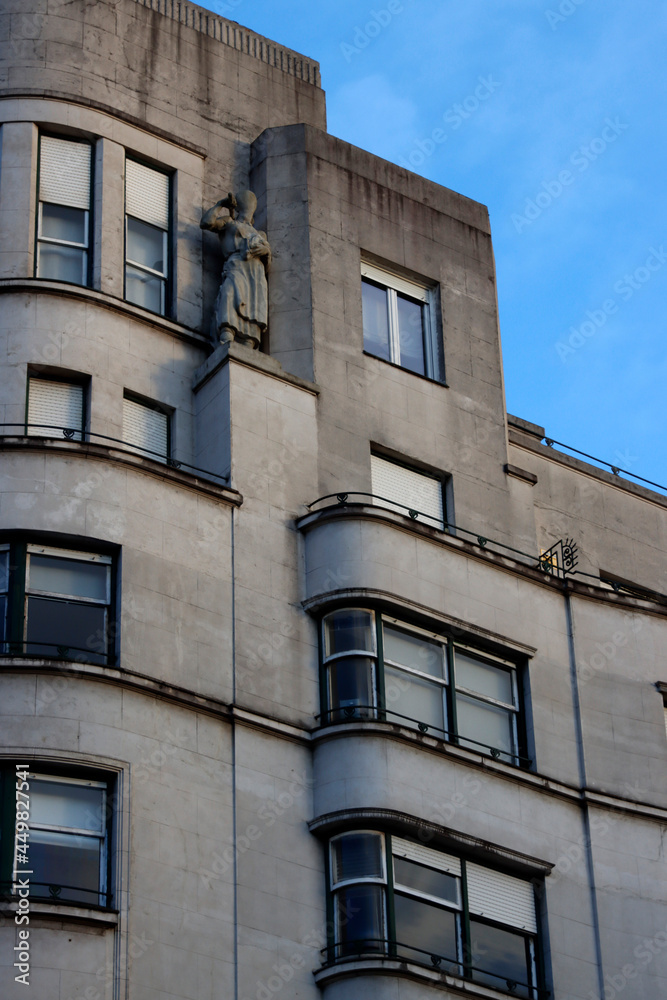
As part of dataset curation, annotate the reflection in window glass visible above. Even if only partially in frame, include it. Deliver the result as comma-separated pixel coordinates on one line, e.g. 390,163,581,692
469,919,533,998
325,609,374,656
396,293,425,375
362,280,391,362
27,775,107,905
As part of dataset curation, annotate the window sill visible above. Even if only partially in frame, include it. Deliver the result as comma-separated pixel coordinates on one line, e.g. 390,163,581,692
3,898,118,927
363,351,448,388
314,957,543,1000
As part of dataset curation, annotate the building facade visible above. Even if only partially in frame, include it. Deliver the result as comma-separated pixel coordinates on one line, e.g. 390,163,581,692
1,2,666,999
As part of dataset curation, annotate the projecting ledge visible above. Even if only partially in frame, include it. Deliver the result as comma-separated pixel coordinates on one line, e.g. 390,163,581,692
314,956,537,1000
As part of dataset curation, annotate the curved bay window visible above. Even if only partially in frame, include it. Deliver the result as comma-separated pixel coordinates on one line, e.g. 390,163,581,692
0,541,114,664
327,831,542,999
321,609,527,766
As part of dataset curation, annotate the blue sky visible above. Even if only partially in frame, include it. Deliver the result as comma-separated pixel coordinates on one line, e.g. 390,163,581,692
209,0,666,491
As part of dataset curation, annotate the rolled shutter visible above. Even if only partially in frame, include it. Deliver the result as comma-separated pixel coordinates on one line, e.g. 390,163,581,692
392,837,461,877
371,454,444,527
28,379,83,440
466,863,537,933
123,397,168,461
39,136,91,209
125,159,169,230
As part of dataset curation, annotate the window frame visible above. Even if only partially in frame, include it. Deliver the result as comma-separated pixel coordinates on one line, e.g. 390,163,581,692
361,260,443,382
122,391,172,464
0,764,114,909
370,451,447,530
35,132,93,288
0,538,116,665
124,156,172,317
25,371,88,441
325,830,542,998
320,608,528,767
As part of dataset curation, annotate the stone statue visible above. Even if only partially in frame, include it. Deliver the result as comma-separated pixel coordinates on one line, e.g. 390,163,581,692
200,190,271,349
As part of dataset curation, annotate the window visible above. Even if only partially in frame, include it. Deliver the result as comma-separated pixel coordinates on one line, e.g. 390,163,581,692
122,393,170,463
36,134,92,286
0,541,113,664
361,261,442,380
1,766,112,907
371,453,445,528
26,375,85,441
125,158,170,315
321,609,526,765
328,832,542,998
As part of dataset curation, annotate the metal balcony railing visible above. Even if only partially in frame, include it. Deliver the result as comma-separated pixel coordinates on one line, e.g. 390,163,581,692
0,423,228,485
315,705,532,767
321,938,548,998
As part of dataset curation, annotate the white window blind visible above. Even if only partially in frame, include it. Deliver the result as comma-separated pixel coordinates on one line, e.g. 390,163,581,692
361,261,430,302
27,379,83,440
466,863,537,933
371,454,444,527
125,159,169,229
39,136,91,209
123,396,168,462
392,837,461,877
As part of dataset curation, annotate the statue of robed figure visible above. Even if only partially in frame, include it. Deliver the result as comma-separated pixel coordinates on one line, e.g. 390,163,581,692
200,190,271,349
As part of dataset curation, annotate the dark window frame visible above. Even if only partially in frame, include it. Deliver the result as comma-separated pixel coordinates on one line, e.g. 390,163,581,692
326,830,544,999
0,763,115,910
319,608,530,767
0,536,117,666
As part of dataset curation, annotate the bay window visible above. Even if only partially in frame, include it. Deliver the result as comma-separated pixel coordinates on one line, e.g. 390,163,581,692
321,609,526,766
327,831,542,998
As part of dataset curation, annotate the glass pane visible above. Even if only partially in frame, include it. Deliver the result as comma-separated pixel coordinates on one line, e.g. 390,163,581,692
456,695,514,762
332,832,383,883
396,294,426,375
125,265,164,313
29,829,101,905
37,243,86,283
0,550,7,591
385,664,445,732
0,595,6,647
126,216,166,273
383,625,444,678
328,656,374,720
469,919,533,997
40,203,86,244
362,280,391,362
456,651,514,705
29,555,108,600
325,609,374,656
335,884,385,956
393,857,459,904
26,596,107,663
30,778,105,833
394,893,459,968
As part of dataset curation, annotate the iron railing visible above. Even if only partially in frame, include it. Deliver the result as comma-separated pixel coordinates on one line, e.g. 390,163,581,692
541,436,667,495
321,938,548,998
0,639,112,666
0,423,228,484
305,492,667,598
316,705,531,766
0,879,112,907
